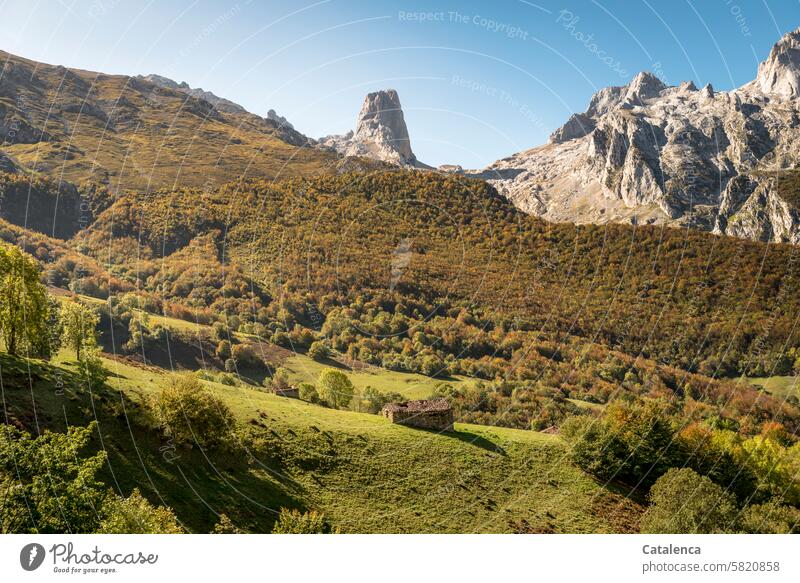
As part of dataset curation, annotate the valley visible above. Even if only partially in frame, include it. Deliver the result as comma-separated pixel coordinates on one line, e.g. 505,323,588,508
2,28,800,535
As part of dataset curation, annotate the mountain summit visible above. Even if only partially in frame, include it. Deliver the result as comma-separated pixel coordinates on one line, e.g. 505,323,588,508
320,89,422,167
754,26,800,98
481,26,800,243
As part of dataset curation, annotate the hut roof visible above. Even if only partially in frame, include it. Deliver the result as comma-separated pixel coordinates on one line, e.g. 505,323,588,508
382,398,451,413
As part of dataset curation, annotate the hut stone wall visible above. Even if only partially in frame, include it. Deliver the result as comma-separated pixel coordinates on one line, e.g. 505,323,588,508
381,399,454,431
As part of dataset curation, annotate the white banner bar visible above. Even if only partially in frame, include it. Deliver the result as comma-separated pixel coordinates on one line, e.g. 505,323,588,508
1,534,797,582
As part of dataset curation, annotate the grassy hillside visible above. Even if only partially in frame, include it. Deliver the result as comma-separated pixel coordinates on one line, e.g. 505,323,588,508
0,50,336,191
280,353,476,400
1,351,641,533
745,375,800,399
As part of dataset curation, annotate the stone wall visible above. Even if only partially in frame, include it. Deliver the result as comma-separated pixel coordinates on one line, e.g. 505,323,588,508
382,408,454,432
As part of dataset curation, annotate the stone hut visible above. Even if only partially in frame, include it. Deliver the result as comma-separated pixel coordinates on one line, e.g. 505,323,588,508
273,385,299,399
381,398,454,432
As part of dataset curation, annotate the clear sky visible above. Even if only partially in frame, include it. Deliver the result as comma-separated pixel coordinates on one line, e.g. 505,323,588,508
2,0,798,167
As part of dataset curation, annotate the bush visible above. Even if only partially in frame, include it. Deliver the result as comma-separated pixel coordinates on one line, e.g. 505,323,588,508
218,372,238,386
317,368,354,409
271,509,333,534
232,343,262,367
212,513,243,534
740,500,800,533
640,468,739,533
268,367,291,392
98,489,183,533
308,340,330,361
0,423,107,533
150,375,235,448
298,382,319,403
215,340,232,360
561,401,683,488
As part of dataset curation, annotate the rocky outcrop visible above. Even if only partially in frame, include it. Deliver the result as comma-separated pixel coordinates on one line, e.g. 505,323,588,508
139,74,247,115
138,73,311,146
755,27,800,98
549,113,594,143
481,27,800,243
319,89,424,167
267,109,294,130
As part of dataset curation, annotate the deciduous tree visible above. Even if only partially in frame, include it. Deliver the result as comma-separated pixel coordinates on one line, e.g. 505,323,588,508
0,243,49,357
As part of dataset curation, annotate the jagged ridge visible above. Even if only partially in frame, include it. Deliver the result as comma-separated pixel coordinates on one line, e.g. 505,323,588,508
481,27,800,243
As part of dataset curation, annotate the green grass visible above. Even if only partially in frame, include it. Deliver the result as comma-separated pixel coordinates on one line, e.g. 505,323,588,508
281,353,478,400
78,299,479,401
743,376,800,398
2,351,642,533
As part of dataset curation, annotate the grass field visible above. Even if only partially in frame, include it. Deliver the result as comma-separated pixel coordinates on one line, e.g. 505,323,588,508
1,351,642,533
744,376,800,398
280,353,478,400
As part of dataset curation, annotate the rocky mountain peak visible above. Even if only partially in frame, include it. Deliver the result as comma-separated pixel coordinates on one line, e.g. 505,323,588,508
266,109,295,130
624,71,667,103
482,26,800,244
552,71,667,143
318,89,421,167
351,89,416,165
756,26,800,98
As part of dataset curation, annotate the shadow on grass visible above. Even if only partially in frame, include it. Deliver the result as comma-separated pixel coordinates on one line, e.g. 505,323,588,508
441,429,507,455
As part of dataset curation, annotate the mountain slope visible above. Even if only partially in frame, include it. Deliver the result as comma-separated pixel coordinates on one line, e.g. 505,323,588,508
0,50,335,191
73,170,800,381
482,27,800,243
1,351,642,533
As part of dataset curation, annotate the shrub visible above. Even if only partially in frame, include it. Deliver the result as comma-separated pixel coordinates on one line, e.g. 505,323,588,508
224,358,237,373
218,372,238,386
76,340,109,389
298,382,319,403
98,489,183,533
215,340,232,360
0,423,107,533
269,367,291,392
740,500,800,534
212,321,227,340
212,513,243,534
640,468,739,534
317,368,354,409
561,401,683,488
150,375,235,447
232,343,261,367
271,508,333,534
308,340,330,361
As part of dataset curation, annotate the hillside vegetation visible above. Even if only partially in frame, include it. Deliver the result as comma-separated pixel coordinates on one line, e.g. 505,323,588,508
1,163,800,533
0,50,335,191
0,351,641,533
76,170,800,380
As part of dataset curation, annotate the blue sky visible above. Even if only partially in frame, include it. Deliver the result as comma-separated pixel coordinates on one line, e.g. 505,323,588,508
2,0,799,167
